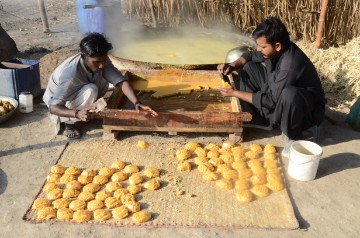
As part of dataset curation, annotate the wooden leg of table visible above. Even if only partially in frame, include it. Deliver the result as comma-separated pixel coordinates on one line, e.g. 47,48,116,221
168,131,177,136
229,133,242,143
103,129,119,140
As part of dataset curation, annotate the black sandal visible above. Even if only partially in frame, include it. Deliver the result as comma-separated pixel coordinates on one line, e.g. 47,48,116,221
63,123,81,140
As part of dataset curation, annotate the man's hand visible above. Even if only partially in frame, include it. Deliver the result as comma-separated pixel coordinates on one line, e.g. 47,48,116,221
135,103,158,117
76,109,91,121
217,64,235,75
218,87,236,97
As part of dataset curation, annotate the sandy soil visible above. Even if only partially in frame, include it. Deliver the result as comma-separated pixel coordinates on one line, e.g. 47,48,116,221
0,1,360,238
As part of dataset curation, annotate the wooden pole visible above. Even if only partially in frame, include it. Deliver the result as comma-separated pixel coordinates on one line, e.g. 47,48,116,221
315,0,328,48
148,0,157,28
37,0,50,33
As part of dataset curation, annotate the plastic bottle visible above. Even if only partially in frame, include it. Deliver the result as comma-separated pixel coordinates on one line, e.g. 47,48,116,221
19,92,33,113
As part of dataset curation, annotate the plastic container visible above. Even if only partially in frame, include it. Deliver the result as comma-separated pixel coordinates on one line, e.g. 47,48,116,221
19,92,33,113
0,58,41,100
76,0,105,34
346,98,360,131
287,140,323,181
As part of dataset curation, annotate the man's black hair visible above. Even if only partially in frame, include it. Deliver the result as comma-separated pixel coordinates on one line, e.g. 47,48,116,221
252,17,290,47
80,32,113,57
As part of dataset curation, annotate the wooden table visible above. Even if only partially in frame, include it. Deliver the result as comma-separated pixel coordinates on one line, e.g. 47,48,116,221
95,69,252,142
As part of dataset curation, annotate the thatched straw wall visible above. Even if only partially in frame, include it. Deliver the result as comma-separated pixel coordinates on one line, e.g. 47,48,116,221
122,0,360,45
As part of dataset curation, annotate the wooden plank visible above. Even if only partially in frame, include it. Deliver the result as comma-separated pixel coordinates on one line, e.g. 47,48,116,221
98,109,250,133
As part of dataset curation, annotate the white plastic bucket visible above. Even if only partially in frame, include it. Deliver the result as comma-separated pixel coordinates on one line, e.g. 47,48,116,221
287,140,323,181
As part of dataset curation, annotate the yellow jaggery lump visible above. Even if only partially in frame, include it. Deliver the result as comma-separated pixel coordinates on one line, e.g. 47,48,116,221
43,183,60,193
46,173,61,183
53,198,71,209
266,167,281,175
197,162,214,173
267,173,282,183
60,174,76,184
111,172,128,182
87,199,104,211
207,150,220,159
263,152,276,161
252,185,270,198
264,144,276,154
98,167,115,177
236,190,253,204
204,143,220,152
132,211,151,223
63,188,80,199
95,190,111,201
233,154,248,162
137,140,149,149
208,157,224,167
244,150,259,160
194,156,208,165
237,168,253,179
144,178,161,191
129,173,143,185
184,141,200,151
114,188,129,199
32,198,52,209
111,160,126,170
215,179,234,190
73,210,92,223
231,146,245,156
69,199,86,211
222,141,235,149
78,191,95,202
267,179,284,192
231,160,247,171
50,164,65,174
36,207,56,220
126,201,141,213
251,166,267,176
93,175,109,185
176,149,191,161
250,174,267,185
93,209,112,221
112,206,129,220
123,164,140,174
143,167,160,178
66,180,82,190
81,168,97,177
105,181,122,193
57,208,74,220
83,183,101,193
47,188,63,200
77,175,93,185
220,152,234,164
202,171,219,181
127,184,142,194
264,160,278,169
120,193,136,205
249,143,263,153
177,161,192,172
194,147,207,158
235,180,251,191
247,159,262,169
64,166,81,176
222,169,238,180
216,164,231,174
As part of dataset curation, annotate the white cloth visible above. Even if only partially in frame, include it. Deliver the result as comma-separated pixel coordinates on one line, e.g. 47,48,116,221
42,53,127,134
47,84,99,135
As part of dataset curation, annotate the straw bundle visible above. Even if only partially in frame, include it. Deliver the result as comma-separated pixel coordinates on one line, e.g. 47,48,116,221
122,0,360,45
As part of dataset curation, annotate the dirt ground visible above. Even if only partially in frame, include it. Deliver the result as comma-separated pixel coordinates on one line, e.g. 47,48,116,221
0,1,359,238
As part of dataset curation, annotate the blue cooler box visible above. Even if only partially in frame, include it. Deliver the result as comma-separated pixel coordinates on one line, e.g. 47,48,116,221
0,58,41,100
